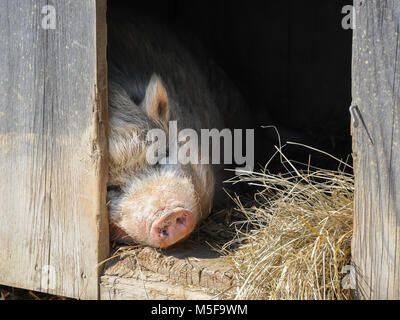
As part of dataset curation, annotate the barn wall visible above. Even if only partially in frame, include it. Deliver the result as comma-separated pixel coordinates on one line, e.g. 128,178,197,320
0,0,109,299
351,0,400,299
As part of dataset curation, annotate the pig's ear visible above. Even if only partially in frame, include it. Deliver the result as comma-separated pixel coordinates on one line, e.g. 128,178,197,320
144,74,170,126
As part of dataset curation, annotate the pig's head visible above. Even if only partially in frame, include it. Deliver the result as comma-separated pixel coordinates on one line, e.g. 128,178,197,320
108,168,201,248
107,74,214,248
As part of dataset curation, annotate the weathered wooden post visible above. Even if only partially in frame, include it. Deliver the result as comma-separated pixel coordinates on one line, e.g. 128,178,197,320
0,0,109,299
351,0,400,299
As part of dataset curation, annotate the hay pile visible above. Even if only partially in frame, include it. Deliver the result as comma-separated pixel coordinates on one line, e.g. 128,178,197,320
219,145,354,300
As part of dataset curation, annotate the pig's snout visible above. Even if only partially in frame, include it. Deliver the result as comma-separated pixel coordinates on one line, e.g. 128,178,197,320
150,208,195,248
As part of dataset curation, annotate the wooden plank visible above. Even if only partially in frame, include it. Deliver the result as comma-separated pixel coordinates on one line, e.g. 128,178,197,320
0,0,109,299
100,276,216,300
351,0,400,299
100,242,234,300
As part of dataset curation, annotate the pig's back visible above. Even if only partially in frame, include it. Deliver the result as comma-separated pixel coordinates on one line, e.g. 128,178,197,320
107,10,229,132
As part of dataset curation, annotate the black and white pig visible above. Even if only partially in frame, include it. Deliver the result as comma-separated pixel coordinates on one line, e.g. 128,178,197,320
106,9,252,248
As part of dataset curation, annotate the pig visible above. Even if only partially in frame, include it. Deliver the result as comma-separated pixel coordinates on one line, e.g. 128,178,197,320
106,9,251,248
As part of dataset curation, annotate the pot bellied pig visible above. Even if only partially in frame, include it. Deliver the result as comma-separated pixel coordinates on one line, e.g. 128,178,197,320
106,10,252,248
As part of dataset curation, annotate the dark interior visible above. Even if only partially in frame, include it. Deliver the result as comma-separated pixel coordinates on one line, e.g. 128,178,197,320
107,0,353,172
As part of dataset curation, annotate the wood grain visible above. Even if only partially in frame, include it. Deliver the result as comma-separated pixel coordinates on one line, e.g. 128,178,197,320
100,242,235,300
0,0,109,299
351,0,400,299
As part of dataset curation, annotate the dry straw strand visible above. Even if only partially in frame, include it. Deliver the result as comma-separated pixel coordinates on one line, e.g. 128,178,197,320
220,146,353,300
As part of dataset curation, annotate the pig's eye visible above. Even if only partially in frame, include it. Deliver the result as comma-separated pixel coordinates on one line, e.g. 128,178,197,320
107,185,122,193
152,162,161,168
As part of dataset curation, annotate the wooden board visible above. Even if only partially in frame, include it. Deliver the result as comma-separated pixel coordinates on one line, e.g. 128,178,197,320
100,242,235,300
0,0,109,299
351,0,400,299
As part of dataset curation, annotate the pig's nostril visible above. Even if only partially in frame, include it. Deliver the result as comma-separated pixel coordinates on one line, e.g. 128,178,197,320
176,217,184,225
161,227,169,237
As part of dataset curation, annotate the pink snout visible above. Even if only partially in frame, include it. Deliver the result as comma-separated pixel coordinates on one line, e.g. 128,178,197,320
150,208,195,248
